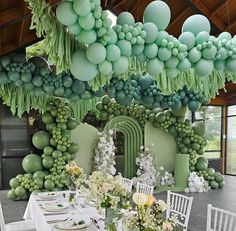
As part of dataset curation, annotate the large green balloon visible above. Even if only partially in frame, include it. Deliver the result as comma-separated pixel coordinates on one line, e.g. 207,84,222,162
195,59,213,76
143,0,171,30
68,23,81,35
166,68,178,78
22,154,43,173
178,32,195,50
79,29,97,44
195,31,209,45
117,40,132,57
182,14,211,36
33,171,46,180
78,13,95,30
165,56,179,69
214,59,225,71
15,186,27,197
188,100,200,112
56,2,78,26
117,12,135,26
202,46,217,59
44,180,55,190
70,49,98,81
218,32,232,41
86,43,106,64
113,56,129,74
177,58,191,71
32,131,51,150
144,43,158,59
73,0,91,16
192,121,206,136
7,189,17,200
9,178,20,188
142,22,158,44
132,44,144,56
106,44,121,62
146,58,164,75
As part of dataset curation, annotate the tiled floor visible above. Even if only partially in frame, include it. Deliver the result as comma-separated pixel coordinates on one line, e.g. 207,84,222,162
0,175,236,230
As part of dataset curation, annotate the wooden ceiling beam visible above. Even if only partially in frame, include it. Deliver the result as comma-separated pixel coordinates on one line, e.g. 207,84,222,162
167,7,192,32
212,2,226,15
189,0,226,32
130,0,143,14
112,0,127,9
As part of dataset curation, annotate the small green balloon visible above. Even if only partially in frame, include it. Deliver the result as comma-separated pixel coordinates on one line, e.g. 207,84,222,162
214,59,225,71
177,58,191,71
7,189,17,200
79,29,97,45
144,43,158,59
98,60,112,75
132,44,144,56
195,59,213,76
226,58,236,73
195,31,210,45
178,32,195,50
142,22,158,44
68,23,81,35
166,68,179,78
117,12,135,26
165,56,179,69
117,40,132,57
188,47,202,63
158,47,172,61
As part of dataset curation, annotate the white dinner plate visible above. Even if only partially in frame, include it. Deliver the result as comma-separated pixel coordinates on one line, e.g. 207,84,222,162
37,192,58,200
85,200,96,207
42,202,71,212
55,219,91,230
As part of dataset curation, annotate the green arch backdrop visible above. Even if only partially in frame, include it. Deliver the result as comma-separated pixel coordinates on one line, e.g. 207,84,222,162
104,116,143,178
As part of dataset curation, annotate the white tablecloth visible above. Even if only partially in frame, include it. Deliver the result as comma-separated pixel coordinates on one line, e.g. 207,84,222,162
23,191,105,231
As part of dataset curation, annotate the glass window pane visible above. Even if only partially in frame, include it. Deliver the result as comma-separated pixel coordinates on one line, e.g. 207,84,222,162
226,116,236,174
228,106,236,116
204,152,221,159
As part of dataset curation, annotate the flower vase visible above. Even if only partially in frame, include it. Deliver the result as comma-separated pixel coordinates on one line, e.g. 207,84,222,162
105,207,117,231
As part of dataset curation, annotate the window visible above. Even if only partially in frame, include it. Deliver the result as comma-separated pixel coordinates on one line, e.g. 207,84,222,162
226,105,236,175
194,106,223,159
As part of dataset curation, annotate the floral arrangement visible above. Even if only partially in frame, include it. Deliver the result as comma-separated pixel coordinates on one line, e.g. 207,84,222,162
156,166,175,187
123,192,180,231
84,171,130,210
185,172,210,193
64,161,86,189
94,130,116,175
133,146,157,187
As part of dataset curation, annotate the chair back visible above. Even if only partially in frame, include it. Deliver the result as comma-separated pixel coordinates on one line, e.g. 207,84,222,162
206,204,236,231
136,182,154,195
121,178,133,192
166,191,193,231
0,202,6,231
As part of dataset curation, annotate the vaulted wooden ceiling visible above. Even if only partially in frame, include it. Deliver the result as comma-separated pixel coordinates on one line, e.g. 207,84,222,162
1,0,236,56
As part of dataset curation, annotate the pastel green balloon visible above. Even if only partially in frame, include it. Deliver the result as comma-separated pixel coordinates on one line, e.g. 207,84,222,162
132,44,144,56
86,42,106,64
106,44,121,62
214,60,225,71
70,49,98,81
165,56,179,68
98,60,112,75
177,58,191,71
195,31,210,45
7,189,17,200
73,0,91,16
107,29,118,45
117,40,132,56
68,23,81,35
113,56,129,74
146,58,164,75
226,58,236,73
202,46,217,59
78,13,95,30
142,22,158,44
188,47,201,63
182,14,211,36
143,0,171,30
144,43,158,59
79,29,97,44
56,2,78,26
22,154,42,173
195,59,213,76
218,32,232,41
137,53,147,62
158,47,172,61
166,68,179,78
117,12,135,26
155,31,169,45
178,32,195,50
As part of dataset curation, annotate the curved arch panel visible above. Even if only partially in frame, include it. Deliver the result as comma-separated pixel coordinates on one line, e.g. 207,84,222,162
104,116,143,178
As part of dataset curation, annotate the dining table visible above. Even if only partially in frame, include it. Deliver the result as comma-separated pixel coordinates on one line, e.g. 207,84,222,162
23,191,105,231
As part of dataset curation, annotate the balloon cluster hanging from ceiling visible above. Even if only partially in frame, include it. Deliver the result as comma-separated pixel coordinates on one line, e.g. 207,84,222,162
55,0,236,83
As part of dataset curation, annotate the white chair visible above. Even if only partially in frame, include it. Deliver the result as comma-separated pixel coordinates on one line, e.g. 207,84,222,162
166,191,193,231
121,178,133,192
136,182,154,195
0,202,36,231
206,204,236,231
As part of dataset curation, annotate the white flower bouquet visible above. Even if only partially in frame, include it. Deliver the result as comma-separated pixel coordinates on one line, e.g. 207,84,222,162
94,130,116,175
156,166,175,187
133,146,157,187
